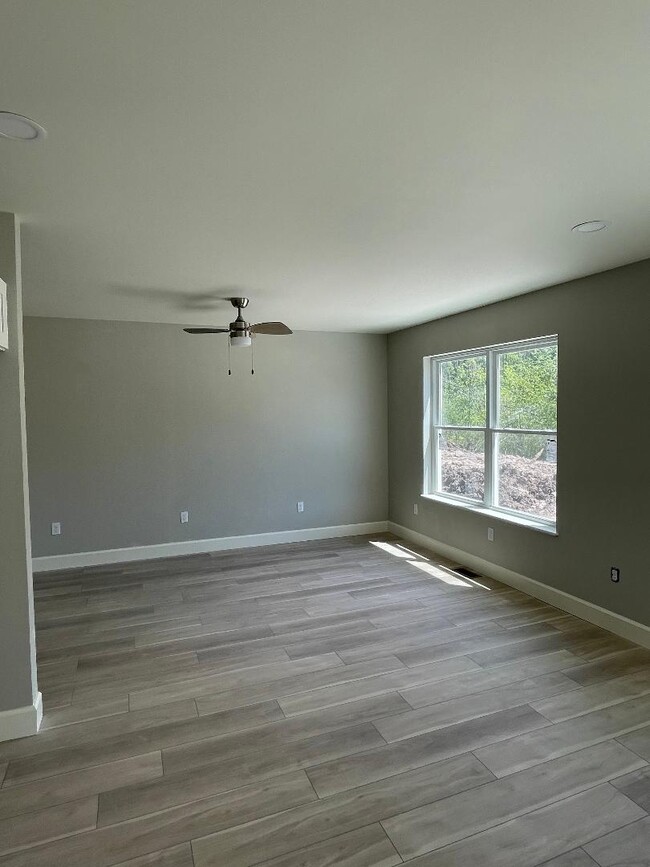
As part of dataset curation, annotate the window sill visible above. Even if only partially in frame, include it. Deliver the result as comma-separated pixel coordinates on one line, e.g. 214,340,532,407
420,493,558,536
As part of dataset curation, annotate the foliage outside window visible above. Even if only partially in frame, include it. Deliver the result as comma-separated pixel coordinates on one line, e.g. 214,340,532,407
423,336,558,528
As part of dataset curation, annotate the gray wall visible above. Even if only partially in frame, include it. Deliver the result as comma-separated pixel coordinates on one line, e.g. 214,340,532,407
0,213,38,714
24,319,388,557
388,258,650,628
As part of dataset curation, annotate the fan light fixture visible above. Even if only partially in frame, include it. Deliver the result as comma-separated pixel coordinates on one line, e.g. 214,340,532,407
0,112,47,141
571,220,609,233
230,335,252,347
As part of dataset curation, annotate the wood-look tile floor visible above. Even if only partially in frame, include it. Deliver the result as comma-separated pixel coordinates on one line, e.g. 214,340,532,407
1,534,649,866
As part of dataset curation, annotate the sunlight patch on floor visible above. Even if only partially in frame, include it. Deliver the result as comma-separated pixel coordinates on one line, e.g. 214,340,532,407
370,541,416,559
410,559,473,586
369,539,490,589
395,543,429,560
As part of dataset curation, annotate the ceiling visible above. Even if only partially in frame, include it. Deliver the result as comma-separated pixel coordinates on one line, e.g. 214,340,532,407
1,1,649,333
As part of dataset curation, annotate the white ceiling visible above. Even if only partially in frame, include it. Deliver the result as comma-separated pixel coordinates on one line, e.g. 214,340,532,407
1,1,649,333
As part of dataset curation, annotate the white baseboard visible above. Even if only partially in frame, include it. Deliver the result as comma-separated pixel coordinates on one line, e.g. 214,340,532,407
32,521,389,573
0,692,43,743
388,521,650,650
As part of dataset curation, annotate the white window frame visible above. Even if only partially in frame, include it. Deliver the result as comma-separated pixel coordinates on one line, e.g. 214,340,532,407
423,335,558,533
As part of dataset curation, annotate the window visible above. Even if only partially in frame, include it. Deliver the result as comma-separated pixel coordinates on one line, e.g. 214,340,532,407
423,336,558,530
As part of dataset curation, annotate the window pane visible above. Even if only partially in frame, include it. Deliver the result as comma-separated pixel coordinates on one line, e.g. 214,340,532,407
498,344,557,430
440,355,486,426
497,433,557,521
438,429,485,501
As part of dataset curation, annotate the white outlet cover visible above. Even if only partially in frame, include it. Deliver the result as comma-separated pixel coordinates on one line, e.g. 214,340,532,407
297,501,304,513
413,503,419,515
180,511,189,524
51,522,61,536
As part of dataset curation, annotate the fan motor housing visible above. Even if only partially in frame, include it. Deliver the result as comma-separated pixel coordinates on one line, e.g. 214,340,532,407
230,318,250,335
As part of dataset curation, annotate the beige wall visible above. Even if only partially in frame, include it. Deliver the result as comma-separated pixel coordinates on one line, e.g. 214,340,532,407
387,258,650,628
24,319,388,557
0,213,38,716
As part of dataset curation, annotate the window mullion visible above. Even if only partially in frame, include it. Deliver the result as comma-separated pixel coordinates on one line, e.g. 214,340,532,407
485,349,498,508
428,359,439,494
423,358,433,495
434,360,442,491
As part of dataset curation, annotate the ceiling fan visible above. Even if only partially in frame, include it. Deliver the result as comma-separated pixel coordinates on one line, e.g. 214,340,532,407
183,297,292,374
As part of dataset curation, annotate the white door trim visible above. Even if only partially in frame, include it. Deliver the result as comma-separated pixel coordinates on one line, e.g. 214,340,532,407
0,692,43,743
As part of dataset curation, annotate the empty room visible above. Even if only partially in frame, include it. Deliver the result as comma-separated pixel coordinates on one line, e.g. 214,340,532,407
1,2,650,865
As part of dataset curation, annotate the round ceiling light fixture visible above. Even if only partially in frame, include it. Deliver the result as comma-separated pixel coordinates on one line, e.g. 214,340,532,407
0,112,47,141
571,220,609,234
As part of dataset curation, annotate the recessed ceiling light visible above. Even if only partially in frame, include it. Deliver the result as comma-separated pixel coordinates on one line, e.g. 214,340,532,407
0,112,47,142
571,220,609,233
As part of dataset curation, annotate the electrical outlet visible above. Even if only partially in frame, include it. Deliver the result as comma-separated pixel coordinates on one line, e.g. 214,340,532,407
487,527,495,542
180,510,189,524
413,503,419,516
610,567,620,583
297,501,304,513
51,522,61,536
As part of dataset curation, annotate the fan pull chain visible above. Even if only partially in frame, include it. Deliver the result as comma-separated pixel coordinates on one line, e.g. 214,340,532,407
227,339,232,376
251,338,255,375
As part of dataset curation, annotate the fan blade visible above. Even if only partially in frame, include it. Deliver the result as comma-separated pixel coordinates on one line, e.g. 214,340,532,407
183,327,230,334
251,322,293,335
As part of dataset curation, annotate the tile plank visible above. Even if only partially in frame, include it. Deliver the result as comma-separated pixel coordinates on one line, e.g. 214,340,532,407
616,723,650,761
99,724,384,826
0,752,162,821
610,765,650,812
128,652,344,709
3,700,282,786
0,772,315,867
248,824,401,867
279,656,478,717
307,704,549,797
531,669,650,723
561,648,650,687
583,814,650,865
0,700,198,763
401,650,581,709
190,753,493,867
382,740,645,859
195,656,406,715
399,784,644,867
382,623,559,668
163,692,411,777
40,697,130,730
0,797,98,857
375,672,577,742
474,693,650,777
109,843,194,867
536,853,599,867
